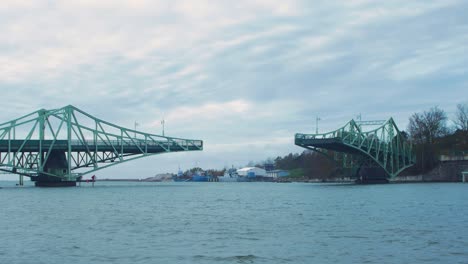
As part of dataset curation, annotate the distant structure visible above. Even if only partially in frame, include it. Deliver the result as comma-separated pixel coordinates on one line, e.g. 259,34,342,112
236,167,275,181
439,151,468,182
267,170,290,178
0,105,203,187
237,167,267,178
295,118,415,183
439,151,468,162
264,163,274,172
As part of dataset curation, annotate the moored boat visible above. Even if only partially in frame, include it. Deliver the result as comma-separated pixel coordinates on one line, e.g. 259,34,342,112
191,170,209,182
218,168,247,182
173,168,191,182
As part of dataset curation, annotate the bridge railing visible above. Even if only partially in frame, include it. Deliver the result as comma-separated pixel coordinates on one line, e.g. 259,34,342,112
67,139,203,149
295,119,365,142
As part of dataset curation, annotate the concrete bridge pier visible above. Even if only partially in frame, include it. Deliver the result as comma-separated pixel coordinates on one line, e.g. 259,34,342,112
355,167,389,184
32,150,77,187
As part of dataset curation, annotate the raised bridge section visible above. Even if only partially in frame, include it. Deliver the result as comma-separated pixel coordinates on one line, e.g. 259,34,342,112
0,105,202,186
295,118,415,180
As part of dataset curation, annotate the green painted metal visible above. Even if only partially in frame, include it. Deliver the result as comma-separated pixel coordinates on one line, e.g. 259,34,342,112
295,118,415,178
0,105,203,181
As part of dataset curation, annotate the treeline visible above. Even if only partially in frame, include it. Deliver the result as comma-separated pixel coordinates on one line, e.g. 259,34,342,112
406,103,467,174
265,151,343,179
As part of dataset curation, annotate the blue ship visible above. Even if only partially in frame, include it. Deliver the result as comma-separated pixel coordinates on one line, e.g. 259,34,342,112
192,170,209,182
192,175,209,182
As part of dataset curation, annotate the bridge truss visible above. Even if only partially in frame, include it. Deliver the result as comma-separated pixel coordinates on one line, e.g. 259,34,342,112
0,105,202,183
295,118,415,179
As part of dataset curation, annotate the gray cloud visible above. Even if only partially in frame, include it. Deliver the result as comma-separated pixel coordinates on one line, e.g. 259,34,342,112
0,0,466,179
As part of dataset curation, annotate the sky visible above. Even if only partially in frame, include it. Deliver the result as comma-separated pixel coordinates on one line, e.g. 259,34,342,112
0,0,467,180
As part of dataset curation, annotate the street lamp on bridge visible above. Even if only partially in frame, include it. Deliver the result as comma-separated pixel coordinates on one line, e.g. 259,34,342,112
134,121,139,138
161,119,165,136
316,116,321,134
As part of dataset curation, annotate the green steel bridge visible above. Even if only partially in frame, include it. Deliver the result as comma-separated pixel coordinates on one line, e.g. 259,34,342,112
295,118,415,182
0,105,203,186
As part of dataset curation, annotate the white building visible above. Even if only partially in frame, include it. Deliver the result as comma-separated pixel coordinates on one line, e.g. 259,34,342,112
267,170,290,178
237,167,267,177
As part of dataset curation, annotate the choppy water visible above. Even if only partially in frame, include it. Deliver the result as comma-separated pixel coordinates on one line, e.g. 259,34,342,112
1,180,468,264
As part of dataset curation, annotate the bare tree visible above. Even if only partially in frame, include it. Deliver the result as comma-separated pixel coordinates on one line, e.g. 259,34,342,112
454,103,468,131
408,106,448,144
407,106,449,172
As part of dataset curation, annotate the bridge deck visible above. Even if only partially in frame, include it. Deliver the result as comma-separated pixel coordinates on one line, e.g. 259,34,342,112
295,137,363,155
0,140,203,153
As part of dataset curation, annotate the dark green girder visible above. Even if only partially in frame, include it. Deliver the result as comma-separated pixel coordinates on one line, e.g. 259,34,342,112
295,118,415,178
0,105,203,181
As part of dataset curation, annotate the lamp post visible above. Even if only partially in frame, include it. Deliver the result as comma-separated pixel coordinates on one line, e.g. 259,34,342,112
316,116,321,134
356,113,362,129
134,121,139,138
161,119,165,136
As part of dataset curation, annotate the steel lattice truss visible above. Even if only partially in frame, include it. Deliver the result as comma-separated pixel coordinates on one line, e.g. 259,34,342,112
0,105,203,181
295,118,415,178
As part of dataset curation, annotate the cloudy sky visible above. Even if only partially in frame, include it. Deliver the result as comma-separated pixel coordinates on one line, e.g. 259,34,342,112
0,0,467,179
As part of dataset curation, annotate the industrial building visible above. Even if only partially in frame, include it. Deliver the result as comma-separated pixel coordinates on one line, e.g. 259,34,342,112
237,167,267,177
267,170,290,178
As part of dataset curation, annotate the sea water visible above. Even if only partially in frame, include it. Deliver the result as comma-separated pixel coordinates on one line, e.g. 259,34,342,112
1,181,467,264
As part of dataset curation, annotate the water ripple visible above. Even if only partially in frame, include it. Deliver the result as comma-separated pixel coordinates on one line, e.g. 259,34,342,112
1,181,468,264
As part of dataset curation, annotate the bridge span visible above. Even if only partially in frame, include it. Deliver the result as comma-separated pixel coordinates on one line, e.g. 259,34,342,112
295,118,415,183
0,105,202,186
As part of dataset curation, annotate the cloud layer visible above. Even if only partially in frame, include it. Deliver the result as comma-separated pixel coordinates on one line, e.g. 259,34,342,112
0,0,467,178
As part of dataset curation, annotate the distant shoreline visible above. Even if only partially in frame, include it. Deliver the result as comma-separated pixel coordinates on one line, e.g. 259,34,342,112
95,179,143,182
1,177,464,184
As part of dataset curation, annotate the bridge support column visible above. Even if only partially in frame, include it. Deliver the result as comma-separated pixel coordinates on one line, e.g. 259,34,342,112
32,150,77,187
355,167,389,184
